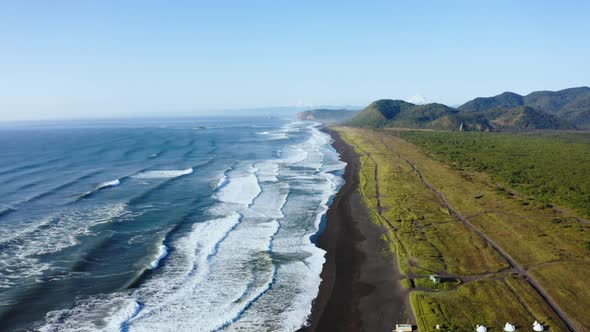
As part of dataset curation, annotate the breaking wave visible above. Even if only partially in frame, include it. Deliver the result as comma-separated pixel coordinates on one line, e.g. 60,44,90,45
33,120,346,331
132,168,193,179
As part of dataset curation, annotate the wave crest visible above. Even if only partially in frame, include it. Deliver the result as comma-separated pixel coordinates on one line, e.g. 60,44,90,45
132,168,193,179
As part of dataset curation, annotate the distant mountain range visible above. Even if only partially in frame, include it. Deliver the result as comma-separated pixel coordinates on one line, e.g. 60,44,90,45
296,109,359,123
312,87,589,131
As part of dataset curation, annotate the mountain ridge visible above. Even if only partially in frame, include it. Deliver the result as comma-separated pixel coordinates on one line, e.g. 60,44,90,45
345,87,586,130
459,86,590,128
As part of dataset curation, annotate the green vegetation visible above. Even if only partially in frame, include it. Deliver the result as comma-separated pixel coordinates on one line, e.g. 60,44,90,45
346,86,589,130
483,106,574,129
411,280,565,332
346,99,412,127
530,263,590,330
398,130,590,217
401,278,413,290
346,99,494,130
413,277,461,290
459,91,525,112
401,277,461,290
459,86,590,128
340,128,508,276
335,127,589,331
505,275,570,331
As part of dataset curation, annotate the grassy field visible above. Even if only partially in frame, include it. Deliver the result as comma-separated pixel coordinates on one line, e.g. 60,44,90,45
335,127,590,331
343,128,508,276
411,277,461,290
398,130,590,218
505,275,570,331
411,279,568,332
529,263,590,329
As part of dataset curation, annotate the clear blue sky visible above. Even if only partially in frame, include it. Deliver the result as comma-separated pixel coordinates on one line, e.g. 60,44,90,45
1,1,589,120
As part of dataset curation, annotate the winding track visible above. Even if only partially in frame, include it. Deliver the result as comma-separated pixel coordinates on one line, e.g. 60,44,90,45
375,134,580,332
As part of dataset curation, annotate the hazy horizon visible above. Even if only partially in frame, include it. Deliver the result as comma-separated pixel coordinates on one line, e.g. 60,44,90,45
1,0,589,121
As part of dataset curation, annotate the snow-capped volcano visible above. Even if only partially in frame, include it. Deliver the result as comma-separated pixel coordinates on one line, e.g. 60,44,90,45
407,94,430,105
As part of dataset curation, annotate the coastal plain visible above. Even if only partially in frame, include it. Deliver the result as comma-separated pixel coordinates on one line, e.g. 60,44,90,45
333,127,589,332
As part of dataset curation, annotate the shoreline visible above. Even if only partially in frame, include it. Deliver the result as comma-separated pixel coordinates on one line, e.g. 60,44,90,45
303,128,412,332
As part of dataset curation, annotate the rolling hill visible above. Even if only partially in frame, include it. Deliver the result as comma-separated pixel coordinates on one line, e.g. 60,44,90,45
346,100,414,127
459,86,590,128
484,106,575,130
459,92,525,113
347,99,493,130
345,87,586,131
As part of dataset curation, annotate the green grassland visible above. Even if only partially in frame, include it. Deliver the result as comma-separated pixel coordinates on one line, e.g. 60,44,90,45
529,263,590,330
335,127,589,331
505,275,570,331
398,130,590,217
412,277,461,290
411,279,568,332
342,128,508,276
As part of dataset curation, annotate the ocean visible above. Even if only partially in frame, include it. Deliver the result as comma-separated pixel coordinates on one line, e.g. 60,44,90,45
0,117,345,331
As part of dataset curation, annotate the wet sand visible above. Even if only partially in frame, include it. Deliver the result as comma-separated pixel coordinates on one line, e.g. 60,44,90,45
302,129,413,332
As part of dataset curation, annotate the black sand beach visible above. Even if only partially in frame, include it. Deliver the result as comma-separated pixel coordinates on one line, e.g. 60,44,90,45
303,129,413,332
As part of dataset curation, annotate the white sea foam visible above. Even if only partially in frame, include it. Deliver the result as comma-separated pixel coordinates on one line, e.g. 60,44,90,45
215,167,231,190
279,146,309,165
257,130,289,140
215,165,261,206
256,161,279,182
97,179,120,189
242,123,344,330
148,244,168,269
0,203,131,289
145,212,242,290
39,295,140,332
132,168,193,179
216,122,345,330
36,121,347,332
129,219,280,331
250,182,290,219
297,149,324,170
216,174,228,189
78,179,121,198
37,212,242,331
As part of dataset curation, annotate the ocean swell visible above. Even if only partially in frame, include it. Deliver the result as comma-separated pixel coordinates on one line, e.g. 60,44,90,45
34,120,346,332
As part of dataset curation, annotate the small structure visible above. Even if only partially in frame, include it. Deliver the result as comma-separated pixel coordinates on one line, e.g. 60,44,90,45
476,325,487,332
394,323,413,332
504,322,516,331
435,324,441,330
533,321,545,331
430,275,441,284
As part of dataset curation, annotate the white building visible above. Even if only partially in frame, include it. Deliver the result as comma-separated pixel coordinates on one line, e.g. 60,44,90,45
533,321,545,331
504,322,516,331
394,323,412,332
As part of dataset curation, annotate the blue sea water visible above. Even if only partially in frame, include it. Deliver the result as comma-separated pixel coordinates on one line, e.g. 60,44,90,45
0,117,345,331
